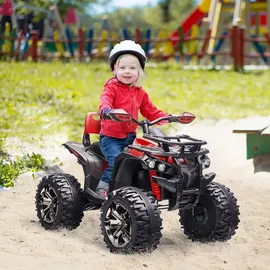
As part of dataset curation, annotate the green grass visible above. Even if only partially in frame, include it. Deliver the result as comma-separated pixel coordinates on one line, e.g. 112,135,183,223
0,61,269,142
1,61,269,187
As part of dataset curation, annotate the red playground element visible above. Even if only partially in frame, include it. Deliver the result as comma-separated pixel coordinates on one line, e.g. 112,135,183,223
64,8,77,25
251,13,267,26
171,6,208,46
0,0,13,16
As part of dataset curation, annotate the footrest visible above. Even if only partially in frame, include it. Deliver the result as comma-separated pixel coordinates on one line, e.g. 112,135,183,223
85,187,105,205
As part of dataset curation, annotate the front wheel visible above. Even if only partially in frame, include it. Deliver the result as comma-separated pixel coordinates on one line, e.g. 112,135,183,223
35,173,85,230
179,182,240,242
100,187,163,253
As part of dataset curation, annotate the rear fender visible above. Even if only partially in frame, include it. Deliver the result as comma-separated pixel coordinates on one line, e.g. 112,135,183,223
63,142,104,191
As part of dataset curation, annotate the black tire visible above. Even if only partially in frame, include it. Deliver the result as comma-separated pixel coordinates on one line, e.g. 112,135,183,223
179,182,240,242
35,173,85,230
100,186,162,253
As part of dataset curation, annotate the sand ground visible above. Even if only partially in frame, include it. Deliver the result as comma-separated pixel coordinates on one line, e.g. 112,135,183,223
1,117,270,270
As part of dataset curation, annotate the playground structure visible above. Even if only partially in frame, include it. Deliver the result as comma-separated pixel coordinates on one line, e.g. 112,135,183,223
0,0,270,70
170,0,270,69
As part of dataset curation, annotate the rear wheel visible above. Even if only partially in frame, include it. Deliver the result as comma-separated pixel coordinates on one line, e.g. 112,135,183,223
100,187,163,253
179,182,240,242
36,173,85,230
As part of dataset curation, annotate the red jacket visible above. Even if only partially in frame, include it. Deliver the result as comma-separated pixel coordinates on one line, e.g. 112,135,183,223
99,77,168,138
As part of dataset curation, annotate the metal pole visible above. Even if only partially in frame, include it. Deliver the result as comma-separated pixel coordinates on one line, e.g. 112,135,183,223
267,0,270,34
244,0,251,65
207,0,218,29
232,0,243,26
11,0,17,30
75,9,80,30
207,1,222,56
53,5,67,40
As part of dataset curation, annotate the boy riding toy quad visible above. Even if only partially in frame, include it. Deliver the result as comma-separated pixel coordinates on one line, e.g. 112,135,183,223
35,109,240,253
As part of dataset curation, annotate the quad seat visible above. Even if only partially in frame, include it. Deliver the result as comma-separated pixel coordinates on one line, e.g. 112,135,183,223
82,112,104,159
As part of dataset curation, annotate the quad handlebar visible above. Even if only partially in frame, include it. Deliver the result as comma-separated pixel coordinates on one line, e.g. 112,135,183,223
101,109,208,157
103,109,195,134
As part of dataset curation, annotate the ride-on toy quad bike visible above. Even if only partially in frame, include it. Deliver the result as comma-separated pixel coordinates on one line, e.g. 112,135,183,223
35,109,240,253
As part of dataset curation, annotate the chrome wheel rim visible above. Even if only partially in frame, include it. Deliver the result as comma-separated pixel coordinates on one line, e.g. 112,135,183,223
39,185,59,223
104,201,132,248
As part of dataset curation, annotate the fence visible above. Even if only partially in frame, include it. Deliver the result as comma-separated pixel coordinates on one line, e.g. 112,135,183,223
1,23,270,70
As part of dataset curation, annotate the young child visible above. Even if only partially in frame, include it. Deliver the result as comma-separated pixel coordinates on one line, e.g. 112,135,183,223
96,40,168,198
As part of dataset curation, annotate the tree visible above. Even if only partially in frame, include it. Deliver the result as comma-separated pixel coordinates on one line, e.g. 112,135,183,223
142,0,195,32
13,0,111,21
158,0,172,23
158,0,196,25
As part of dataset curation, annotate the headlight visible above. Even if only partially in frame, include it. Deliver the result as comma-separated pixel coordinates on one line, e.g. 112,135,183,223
147,160,156,169
202,156,211,169
157,163,166,172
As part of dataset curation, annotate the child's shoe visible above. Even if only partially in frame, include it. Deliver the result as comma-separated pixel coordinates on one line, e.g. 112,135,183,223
95,180,110,198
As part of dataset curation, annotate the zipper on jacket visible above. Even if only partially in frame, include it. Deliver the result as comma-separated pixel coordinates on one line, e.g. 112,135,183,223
129,88,134,128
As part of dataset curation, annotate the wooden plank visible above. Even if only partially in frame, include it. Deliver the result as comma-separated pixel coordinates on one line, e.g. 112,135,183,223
262,126,270,136
233,129,262,134
233,120,270,134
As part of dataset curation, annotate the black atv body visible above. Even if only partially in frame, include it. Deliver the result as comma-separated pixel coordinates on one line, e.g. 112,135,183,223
35,110,240,252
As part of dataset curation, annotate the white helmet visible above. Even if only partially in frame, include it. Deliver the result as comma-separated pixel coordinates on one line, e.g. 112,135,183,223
109,40,147,70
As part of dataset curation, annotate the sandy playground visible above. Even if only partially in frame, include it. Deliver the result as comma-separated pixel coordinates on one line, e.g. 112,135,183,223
0,116,270,270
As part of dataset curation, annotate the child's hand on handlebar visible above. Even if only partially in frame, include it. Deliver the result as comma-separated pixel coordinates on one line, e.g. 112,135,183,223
101,108,112,119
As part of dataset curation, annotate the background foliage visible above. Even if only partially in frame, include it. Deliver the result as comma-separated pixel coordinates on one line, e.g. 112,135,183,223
12,0,195,34
13,0,109,21
0,139,46,187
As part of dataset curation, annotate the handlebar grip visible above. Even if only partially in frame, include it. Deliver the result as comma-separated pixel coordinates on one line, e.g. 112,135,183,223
168,115,178,123
101,113,112,120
